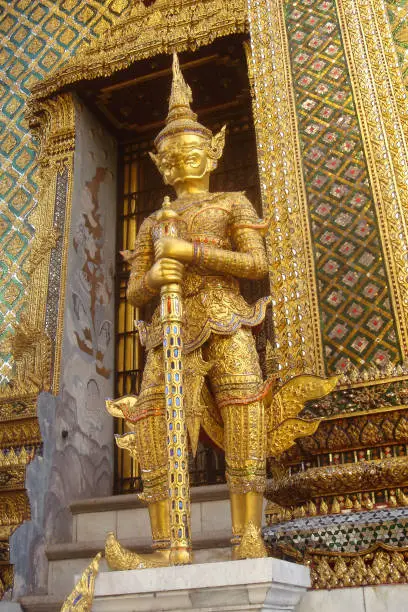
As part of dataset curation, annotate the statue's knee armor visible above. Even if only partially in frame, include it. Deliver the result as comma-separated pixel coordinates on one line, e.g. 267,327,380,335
221,401,267,494
204,329,267,493
134,414,168,503
126,348,168,502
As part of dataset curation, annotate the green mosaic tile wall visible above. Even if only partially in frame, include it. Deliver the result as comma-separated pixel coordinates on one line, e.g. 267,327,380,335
0,0,130,383
386,0,408,87
285,0,402,373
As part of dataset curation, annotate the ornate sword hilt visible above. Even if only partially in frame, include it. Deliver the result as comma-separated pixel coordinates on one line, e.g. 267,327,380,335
154,196,191,565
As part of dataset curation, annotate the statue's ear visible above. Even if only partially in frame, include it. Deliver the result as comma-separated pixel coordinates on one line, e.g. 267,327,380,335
210,125,226,159
149,151,159,168
150,151,170,184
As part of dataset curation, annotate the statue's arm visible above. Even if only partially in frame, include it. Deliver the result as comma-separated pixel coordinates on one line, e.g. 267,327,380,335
126,217,159,307
197,194,268,280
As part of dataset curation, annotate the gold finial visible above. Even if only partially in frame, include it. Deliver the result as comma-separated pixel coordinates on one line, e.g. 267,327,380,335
166,53,196,125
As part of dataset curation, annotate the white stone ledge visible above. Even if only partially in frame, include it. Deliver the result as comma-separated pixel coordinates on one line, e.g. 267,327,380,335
70,484,230,515
93,558,310,612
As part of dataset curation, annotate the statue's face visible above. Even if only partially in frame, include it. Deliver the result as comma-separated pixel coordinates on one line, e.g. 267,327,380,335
156,133,211,186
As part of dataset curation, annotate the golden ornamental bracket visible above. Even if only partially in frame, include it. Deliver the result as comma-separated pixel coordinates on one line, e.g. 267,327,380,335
26,93,76,164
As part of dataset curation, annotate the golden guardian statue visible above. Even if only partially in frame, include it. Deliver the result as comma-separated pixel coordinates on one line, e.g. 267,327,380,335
105,54,337,569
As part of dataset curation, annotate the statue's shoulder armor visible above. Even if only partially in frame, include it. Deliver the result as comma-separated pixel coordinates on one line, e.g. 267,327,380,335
196,191,248,213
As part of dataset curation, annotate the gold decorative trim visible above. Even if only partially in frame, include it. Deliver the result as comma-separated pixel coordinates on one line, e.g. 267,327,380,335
6,320,52,397
247,0,325,379
305,543,408,589
337,373,408,391
337,0,408,360
266,455,408,507
267,374,337,456
26,93,76,394
105,532,169,570
61,552,102,611
0,567,13,600
0,92,76,600
234,521,268,559
0,492,31,529
0,419,41,449
322,403,408,423
299,404,408,453
30,0,248,105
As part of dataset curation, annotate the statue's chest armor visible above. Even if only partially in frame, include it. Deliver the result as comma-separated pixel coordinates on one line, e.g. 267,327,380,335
181,201,232,245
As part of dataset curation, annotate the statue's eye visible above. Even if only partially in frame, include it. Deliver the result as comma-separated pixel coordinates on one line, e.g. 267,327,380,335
161,157,174,170
186,155,200,166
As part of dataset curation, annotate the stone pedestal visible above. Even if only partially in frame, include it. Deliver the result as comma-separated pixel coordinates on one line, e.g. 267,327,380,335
92,558,310,611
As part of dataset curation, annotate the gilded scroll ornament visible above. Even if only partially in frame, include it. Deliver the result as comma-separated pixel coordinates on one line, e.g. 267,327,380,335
4,319,52,396
266,456,408,507
267,374,337,456
305,543,408,589
61,552,102,612
25,227,61,275
386,0,408,87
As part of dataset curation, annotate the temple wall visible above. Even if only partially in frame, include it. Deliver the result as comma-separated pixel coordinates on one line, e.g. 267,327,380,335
0,1,128,595
9,102,117,598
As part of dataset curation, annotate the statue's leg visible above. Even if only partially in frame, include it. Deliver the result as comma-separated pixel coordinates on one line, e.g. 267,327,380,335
133,347,170,553
204,329,267,559
134,413,170,554
221,400,267,559
106,348,170,569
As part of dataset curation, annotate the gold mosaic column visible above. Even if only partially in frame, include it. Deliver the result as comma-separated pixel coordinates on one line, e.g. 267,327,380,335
246,0,325,380
337,0,408,361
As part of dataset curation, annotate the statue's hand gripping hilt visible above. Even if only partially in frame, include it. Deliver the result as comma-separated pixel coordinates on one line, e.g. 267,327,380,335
152,195,186,245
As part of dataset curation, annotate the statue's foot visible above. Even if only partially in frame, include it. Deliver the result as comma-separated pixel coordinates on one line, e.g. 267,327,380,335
169,547,193,565
105,532,170,570
232,521,268,560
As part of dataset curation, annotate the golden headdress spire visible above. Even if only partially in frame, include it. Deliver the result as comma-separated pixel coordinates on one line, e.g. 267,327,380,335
167,53,197,124
154,53,212,147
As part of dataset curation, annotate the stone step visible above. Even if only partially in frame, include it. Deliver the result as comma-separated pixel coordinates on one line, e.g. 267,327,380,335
47,533,232,598
46,485,267,599
70,484,232,544
19,597,62,612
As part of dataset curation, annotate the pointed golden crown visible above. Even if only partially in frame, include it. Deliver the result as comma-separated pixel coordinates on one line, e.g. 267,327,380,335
154,53,212,147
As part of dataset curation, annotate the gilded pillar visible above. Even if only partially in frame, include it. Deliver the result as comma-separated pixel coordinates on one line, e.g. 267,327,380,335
247,0,325,380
